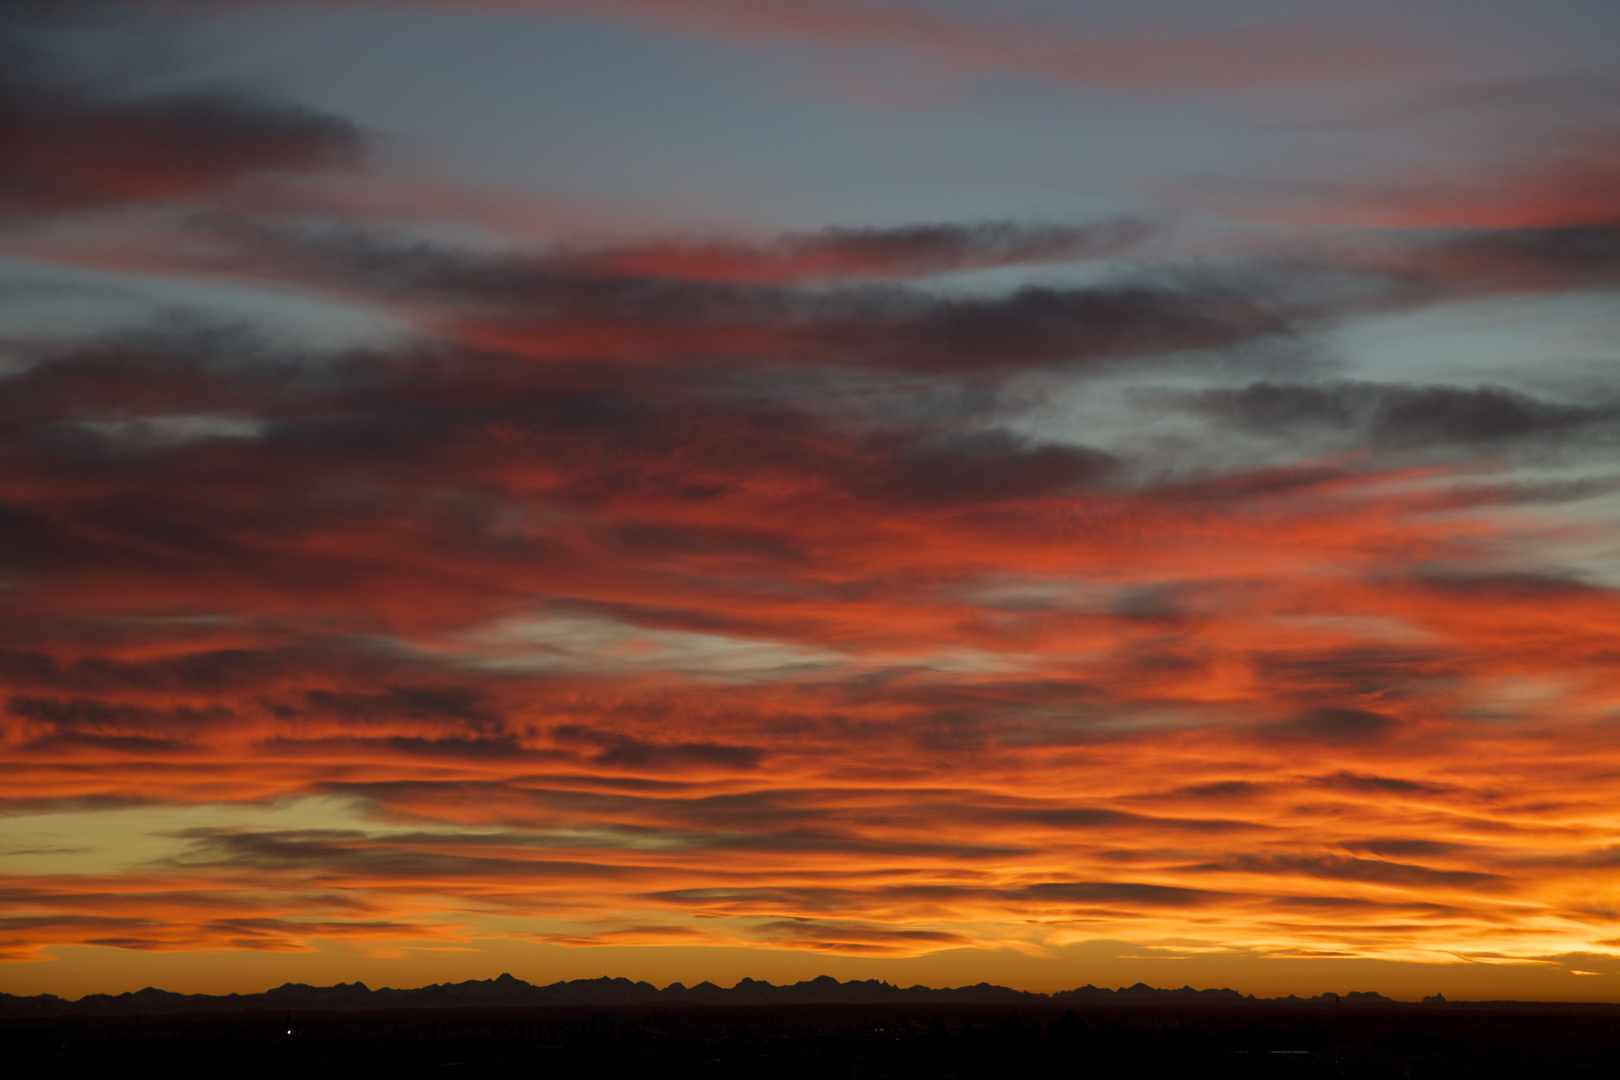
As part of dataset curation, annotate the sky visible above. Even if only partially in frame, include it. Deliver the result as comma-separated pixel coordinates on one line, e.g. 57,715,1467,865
1,0,1618,1002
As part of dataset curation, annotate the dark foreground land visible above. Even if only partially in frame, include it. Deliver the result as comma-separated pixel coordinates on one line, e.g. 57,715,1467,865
6,978,1620,1077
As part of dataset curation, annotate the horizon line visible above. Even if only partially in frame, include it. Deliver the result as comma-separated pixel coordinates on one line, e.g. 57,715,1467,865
5,972,1582,1007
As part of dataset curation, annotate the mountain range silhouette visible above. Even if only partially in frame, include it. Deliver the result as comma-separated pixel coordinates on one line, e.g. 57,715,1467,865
1,975,1426,1016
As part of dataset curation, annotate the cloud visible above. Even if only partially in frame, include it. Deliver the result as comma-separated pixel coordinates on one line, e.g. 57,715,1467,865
1343,838,1474,858
1223,74,1620,230
0,309,1329,661
363,0,1440,94
524,924,721,947
1259,707,1400,746
8,694,233,734
0,84,362,215
554,220,1154,284
0,911,448,954
553,726,767,773
211,223,1296,376
1170,781,1269,800
4,2,1620,977
163,827,656,883
1173,381,1618,454
1197,853,1503,890
1310,772,1451,796
1019,881,1224,908
300,687,496,727
1251,647,1453,707
1420,224,1620,287
0,6,364,217
749,918,978,954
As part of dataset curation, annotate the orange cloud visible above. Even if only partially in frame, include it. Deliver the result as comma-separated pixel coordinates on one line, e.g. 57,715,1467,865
4,6,1619,992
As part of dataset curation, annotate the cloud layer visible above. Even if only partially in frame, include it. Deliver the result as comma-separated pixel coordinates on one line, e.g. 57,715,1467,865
2,0,1619,993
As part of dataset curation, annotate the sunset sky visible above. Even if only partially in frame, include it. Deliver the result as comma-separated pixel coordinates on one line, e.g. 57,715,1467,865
3,0,1619,1002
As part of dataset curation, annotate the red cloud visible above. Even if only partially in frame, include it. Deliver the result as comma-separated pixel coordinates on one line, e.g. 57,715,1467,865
0,81,363,216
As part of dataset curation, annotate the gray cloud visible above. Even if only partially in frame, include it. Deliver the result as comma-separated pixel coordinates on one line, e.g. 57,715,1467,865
1173,380,1617,452
1259,707,1400,746
0,6,363,217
